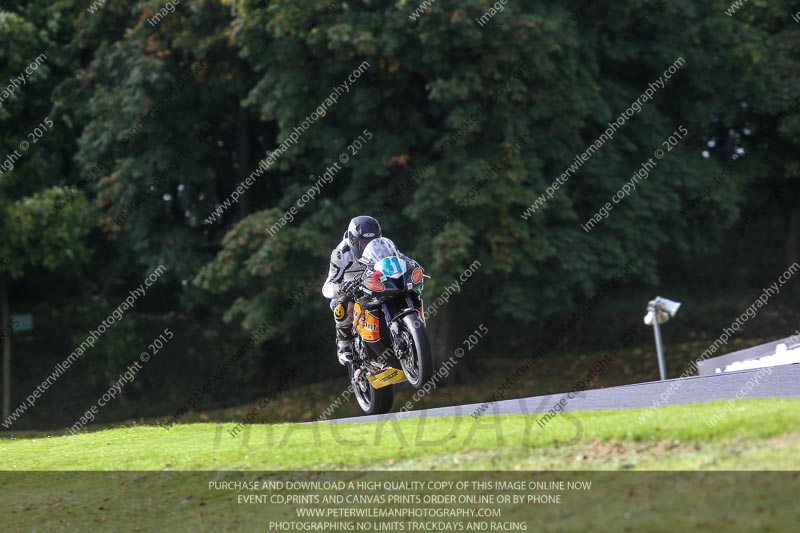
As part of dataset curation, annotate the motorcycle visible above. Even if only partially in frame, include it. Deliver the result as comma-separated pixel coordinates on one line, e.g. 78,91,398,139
343,240,433,415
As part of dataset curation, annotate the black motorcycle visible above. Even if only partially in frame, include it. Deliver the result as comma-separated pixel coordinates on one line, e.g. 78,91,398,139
343,242,433,415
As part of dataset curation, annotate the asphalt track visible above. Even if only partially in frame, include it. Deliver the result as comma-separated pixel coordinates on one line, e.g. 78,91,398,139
325,363,800,424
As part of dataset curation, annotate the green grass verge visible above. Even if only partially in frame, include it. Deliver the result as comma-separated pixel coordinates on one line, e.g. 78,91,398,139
2,399,797,531
2,398,798,471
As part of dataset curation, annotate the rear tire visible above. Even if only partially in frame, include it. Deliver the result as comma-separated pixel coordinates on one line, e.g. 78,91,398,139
399,314,433,389
350,365,394,415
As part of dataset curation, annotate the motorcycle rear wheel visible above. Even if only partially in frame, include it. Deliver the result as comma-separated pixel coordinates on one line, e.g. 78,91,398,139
350,365,394,415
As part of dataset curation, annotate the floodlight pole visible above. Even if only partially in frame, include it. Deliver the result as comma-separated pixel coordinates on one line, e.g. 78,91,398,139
649,301,667,381
646,296,680,381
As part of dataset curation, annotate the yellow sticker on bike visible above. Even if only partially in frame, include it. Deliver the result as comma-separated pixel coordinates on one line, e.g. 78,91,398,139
367,368,407,389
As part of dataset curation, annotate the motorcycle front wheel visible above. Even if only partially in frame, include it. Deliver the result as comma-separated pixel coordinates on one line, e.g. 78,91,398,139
398,314,433,389
349,365,394,415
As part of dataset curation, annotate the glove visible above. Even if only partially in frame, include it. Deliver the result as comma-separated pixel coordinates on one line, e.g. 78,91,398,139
340,279,360,297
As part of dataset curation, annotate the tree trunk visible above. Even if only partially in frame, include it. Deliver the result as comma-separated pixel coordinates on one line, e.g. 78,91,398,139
1,272,10,421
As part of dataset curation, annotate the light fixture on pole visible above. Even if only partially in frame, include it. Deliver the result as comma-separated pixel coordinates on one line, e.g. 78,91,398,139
643,297,681,381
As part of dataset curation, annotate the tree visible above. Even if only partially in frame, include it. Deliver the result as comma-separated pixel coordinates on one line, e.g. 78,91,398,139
3,0,800,423
0,0,97,419
0,188,95,419
196,0,786,350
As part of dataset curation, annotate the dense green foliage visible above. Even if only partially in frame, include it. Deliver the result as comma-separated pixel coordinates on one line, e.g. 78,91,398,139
1,0,799,427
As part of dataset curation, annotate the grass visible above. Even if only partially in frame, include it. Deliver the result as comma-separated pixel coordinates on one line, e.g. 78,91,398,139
1,398,798,471
2,399,797,531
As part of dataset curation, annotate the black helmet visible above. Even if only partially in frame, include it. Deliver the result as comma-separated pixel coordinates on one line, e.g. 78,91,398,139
345,216,382,257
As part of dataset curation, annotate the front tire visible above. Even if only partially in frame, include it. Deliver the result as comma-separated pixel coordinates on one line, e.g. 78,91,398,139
399,314,433,389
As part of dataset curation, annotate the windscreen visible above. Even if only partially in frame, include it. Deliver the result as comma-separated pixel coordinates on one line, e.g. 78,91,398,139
360,237,399,265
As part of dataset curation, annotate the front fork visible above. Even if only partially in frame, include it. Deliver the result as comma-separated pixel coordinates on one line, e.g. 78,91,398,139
382,297,421,357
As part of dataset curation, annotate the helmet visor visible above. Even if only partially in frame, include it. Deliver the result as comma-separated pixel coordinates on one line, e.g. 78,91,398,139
358,238,374,253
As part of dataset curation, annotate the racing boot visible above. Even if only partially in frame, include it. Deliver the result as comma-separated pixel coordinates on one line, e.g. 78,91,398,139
333,301,354,365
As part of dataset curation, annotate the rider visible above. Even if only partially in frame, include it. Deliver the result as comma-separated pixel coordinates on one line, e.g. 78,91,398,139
322,216,417,365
